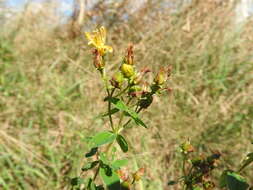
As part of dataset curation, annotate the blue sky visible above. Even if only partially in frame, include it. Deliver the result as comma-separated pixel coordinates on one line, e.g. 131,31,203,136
5,0,74,16
6,0,42,7
5,0,24,7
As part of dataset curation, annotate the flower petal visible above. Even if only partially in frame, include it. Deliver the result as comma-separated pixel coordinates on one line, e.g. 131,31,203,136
104,45,113,53
85,32,92,42
99,26,106,44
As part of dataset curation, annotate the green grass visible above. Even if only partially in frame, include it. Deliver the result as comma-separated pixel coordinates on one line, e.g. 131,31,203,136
0,1,253,189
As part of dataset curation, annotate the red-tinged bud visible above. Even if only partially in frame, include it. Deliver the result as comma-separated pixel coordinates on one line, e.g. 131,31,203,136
126,44,134,65
93,49,104,70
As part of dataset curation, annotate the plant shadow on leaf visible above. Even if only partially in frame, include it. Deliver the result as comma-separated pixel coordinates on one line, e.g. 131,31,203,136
99,167,121,190
85,147,98,158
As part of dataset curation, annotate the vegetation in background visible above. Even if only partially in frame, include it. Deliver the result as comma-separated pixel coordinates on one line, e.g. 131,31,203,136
0,0,253,189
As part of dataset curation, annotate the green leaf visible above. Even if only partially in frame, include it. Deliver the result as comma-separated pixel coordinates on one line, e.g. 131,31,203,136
101,164,113,176
71,177,85,186
107,97,147,128
95,108,120,119
111,159,128,170
90,131,117,147
239,152,253,172
226,172,249,190
82,161,99,171
102,108,120,117
88,178,96,190
116,135,128,153
99,166,121,190
220,171,249,190
85,147,98,157
89,181,96,190
99,153,109,165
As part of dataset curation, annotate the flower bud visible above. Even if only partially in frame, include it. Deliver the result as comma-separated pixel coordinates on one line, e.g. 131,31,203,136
110,72,124,89
180,140,194,154
126,44,134,65
154,67,167,86
121,64,135,78
93,49,104,70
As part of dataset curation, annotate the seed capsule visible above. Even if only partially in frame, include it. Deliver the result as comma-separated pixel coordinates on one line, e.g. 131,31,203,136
154,67,167,85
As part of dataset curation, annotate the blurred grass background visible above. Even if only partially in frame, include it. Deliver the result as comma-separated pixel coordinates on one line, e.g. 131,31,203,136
0,0,253,189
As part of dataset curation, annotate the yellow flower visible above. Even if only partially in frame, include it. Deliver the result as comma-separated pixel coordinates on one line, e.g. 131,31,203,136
120,63,135,78
85,26,113,55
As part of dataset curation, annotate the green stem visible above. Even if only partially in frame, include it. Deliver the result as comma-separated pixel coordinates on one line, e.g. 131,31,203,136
107,88,115,131
182,154,187,177
93,141,114,182
114,85,129,97
117,97,133,132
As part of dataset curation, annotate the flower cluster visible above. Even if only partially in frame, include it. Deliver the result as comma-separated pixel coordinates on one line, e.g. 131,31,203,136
72,26,172,190
86,26,172,110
